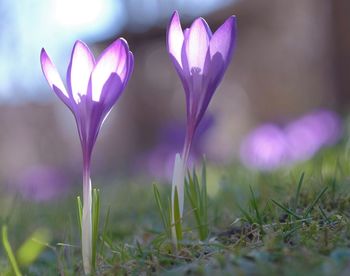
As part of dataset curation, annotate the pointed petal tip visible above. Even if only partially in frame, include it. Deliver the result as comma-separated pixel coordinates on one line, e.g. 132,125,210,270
69,40,95,68
199,17,212,37
198,17,206,23
190,17,211,37
168,10,182,34
40,48,54,72
71,40,92,54
117,37,129,48
229,15,237,20
170,10,180,21
40,47,46,56
224,15,237,30
106,37,130,56
73,40,88,48
40,49,48,70
197,17,208,26
192,17,204,27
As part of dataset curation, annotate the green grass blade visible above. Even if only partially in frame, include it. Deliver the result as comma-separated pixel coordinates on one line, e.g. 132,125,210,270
167,197,173,239
271,199,303,220
153,184,171,238
294,172,305,211
188,173,198,207
92,188,100,270
303,186,328,218
201,161,208,220
2,225,22,276
173,187,183,242
200,162,208,240
185,165,209,241
185,179,202,233
99,206,111,256
76,196,83,235
193,169,201,206
318,205,331,224
249,186,263,230
237,204,254,224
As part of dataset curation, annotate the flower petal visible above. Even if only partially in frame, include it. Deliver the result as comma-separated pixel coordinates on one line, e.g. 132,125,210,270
167,11,184,68
209,15,237,68
91,38,129,102
185,18,210,73
195,16,237,126
123,51,134,88
67,41,95,104
40,48,74,109
40,48,69,98
99,73,124,116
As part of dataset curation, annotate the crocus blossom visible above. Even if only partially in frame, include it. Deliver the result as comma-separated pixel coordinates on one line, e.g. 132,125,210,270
240,110,342,171
166,10,237,223
40,39,133,273
240,124,289,171
285,110,342,162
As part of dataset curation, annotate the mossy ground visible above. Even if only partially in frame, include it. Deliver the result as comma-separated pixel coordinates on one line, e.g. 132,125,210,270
1,144,350,275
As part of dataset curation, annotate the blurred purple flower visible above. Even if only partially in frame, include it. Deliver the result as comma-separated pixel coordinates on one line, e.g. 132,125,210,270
15,166,69,202
138,116,214,180
240,124,289,171
40,39,133,273
285,110,342,162
167,11,237,218
240,110,342,171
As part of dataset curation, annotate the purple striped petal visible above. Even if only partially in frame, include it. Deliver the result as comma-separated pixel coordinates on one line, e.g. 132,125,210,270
91,38,129,102
167,11,184,69
67,41,95,104
185,18,210,73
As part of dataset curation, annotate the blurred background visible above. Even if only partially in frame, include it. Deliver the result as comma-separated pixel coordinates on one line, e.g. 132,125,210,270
0,0,348,200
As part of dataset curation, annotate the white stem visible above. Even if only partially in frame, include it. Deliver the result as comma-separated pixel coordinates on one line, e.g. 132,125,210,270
171,153,185,244
82,169,92,274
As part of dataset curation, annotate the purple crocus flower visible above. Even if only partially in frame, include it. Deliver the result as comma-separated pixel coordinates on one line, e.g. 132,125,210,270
40,39,133,273
240,124,289,171
166,10,237,229
239,110,342,171
285,109,342,162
